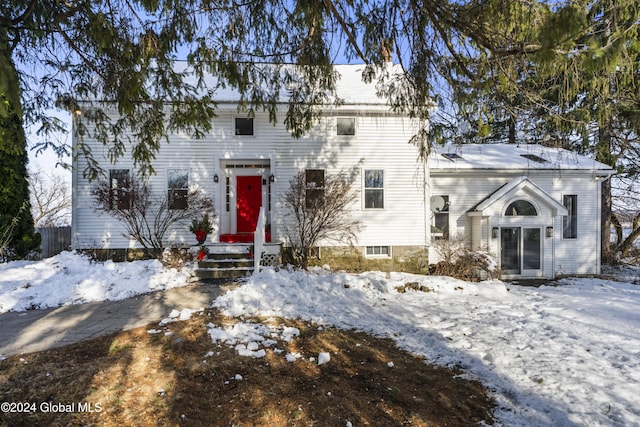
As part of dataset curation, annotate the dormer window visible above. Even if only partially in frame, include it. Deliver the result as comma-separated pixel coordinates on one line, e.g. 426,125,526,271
337,117,355,136
235,117,254,135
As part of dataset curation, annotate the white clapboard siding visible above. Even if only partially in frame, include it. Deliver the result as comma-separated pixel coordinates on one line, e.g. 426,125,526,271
430,169,602,276
72,106,427,250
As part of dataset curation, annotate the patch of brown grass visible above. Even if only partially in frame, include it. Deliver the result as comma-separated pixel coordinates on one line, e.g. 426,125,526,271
0,311,494,426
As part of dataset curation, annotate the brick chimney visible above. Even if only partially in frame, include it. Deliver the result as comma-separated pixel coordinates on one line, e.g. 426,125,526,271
380,39,393,64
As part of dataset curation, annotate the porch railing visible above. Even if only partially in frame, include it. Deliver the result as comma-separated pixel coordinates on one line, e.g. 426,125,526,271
253,206,266,274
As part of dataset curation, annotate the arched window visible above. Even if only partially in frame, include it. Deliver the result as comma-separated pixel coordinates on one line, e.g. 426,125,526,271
505,200,537,216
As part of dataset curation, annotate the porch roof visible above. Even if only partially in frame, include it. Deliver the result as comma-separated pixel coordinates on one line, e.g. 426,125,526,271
468,176,568,217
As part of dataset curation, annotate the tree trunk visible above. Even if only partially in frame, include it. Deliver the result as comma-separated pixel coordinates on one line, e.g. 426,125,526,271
618,213,640,258
597,123,615,265
611,213,624,247
507,112,516,144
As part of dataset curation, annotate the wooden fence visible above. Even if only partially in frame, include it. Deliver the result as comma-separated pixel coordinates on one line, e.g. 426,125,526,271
37,226,72,258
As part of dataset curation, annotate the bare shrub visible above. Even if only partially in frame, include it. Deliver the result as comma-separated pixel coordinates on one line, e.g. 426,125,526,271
161,247,194,270
430,235,497,281
92,175,213,252
282,170,362,269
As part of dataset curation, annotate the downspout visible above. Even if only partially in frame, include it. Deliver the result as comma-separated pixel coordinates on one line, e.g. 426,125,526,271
70,110,79,250
423,153,430,253
551,215,556,279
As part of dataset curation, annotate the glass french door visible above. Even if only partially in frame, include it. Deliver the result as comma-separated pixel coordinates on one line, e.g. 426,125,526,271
501,227,541,275
501,227,521,274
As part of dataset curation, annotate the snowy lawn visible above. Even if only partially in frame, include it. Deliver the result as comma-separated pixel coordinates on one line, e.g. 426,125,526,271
0,251,192,313
1,252,639,426
213,267,640,427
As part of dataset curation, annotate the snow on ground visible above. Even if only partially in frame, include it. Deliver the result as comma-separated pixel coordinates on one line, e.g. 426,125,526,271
1,251,639,426
213,267,640,427
0,251,192,313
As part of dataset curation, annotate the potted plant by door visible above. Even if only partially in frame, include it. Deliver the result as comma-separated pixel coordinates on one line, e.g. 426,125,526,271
189,213,214,244
197,245,209,261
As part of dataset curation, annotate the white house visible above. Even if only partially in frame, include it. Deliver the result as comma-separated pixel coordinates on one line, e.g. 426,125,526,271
70,63,614,279
428,143,613,278
71,63,429,269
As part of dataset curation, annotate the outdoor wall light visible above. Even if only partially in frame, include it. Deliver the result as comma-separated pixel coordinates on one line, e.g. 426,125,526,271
492,227,499,239
213,174,219,183
546,226,554,237
269,174,275,183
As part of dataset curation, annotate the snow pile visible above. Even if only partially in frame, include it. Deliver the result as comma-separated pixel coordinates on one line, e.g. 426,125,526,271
0,251,193,313
317,352,331,366
214,267,640,427
207,321,300,359
160,308,203,326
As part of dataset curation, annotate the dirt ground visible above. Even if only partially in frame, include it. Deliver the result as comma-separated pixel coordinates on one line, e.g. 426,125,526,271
0,310,495,426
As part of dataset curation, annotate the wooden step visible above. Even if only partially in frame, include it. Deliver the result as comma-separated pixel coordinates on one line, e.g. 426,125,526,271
195,244,254,280
198,258,253,269
194,266,253,280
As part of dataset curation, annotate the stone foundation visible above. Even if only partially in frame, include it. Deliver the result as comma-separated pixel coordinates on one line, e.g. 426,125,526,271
309,245,429,274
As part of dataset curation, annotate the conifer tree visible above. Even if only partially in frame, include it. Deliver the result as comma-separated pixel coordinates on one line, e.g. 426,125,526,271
0,43,40,259
3,1,638,262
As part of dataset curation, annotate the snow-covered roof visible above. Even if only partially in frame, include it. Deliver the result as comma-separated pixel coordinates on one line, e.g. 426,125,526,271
429,143,614,174
79,62,405,108
178,62,401,106
470,176,568,216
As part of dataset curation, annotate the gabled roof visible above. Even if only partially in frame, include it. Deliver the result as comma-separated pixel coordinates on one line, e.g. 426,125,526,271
469,176,568,216
179,62,405,106
79,62,409,108
429,143,614,175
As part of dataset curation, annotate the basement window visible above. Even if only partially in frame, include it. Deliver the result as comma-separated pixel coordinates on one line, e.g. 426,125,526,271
365,246,390,257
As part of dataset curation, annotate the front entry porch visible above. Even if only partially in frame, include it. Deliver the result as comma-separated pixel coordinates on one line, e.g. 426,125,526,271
194,242,281,280
466,177,568,279
217,160,272,242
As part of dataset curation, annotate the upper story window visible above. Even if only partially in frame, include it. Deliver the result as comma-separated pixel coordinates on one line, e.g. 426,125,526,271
505,200,537,216
337,117,355,136
235,117,254,135
563,195,577,238
168,169,189,210
364,169,384,209
109,169,131,210
305,169,325,209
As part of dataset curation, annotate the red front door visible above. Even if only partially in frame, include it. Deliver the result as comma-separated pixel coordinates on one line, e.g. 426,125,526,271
236,176,262,233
